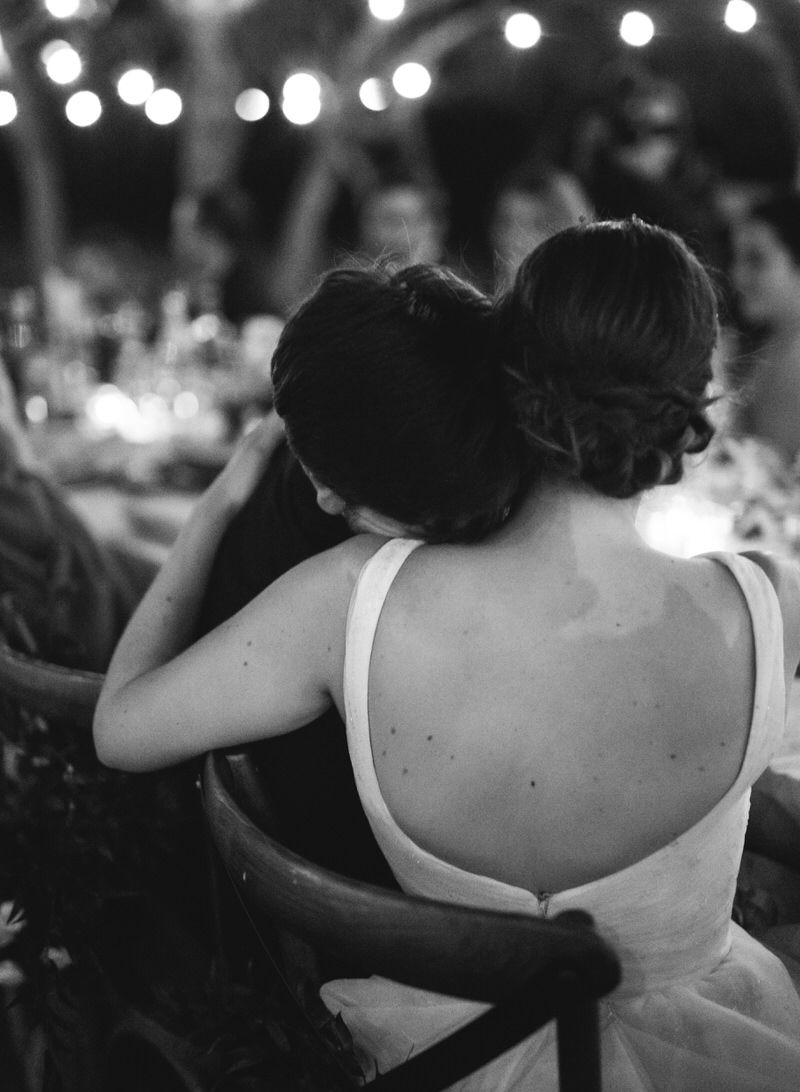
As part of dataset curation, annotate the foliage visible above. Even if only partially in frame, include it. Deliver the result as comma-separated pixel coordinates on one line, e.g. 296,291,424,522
0,602,354,1089
0,693,193,977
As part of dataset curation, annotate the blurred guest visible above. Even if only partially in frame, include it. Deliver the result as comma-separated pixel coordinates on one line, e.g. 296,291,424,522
0,356,134,670
171,186,276,327
48,226,160,383
571,65,727,269
64,226,158,320
356,178,448,265
271,154,450,314
729,191,800,464
488,165,593,289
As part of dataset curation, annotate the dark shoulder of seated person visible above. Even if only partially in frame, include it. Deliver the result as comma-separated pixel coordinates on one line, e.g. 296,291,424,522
196,438,397,888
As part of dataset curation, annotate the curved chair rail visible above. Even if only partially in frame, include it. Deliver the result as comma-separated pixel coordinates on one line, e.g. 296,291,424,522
203,749,620,1005
203,748,621,1091
0,637,103,728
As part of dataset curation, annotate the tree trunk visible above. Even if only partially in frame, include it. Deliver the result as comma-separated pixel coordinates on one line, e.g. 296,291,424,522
178,11,247,196
3,29,69,283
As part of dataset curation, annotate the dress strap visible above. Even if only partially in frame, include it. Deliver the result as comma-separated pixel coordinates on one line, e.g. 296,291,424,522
344,538,422,794
702,551,787,790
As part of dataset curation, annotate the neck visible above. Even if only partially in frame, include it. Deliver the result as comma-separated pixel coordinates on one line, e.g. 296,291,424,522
503,478,642,549
347,506,421,538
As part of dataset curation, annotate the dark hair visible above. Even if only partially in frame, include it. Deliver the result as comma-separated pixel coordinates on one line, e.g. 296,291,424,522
748,190,800,266
501,218,718,498
271,264,522,542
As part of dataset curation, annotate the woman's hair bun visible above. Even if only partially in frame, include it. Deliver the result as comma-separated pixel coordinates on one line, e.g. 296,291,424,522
390,264,490,330
503,218,719,498
272,263,523,542
508,372,714,498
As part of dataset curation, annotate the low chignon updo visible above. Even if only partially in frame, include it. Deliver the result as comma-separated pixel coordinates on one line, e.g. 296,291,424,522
500,218,719,499
272,263,523,542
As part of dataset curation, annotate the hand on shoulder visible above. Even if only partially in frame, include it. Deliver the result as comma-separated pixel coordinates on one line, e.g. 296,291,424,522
205,412,286,517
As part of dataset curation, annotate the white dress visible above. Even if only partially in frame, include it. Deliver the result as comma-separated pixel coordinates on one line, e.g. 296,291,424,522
321,540,800,1090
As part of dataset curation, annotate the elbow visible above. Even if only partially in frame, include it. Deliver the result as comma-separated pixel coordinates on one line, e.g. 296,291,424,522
92,702,121,770
93,696,138,771
93,690,181,773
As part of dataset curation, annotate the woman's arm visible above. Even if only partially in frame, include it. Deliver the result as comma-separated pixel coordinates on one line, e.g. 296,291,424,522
93,415,367,772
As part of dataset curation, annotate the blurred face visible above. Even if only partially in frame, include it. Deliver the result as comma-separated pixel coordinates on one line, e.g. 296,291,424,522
491,191,555,276
171,197,233,281
612,134,680,181
612,92,684,181
731,220,800,327
359,187,444,263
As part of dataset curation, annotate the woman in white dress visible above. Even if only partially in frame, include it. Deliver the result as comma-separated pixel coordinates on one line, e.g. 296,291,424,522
95,223,800,1089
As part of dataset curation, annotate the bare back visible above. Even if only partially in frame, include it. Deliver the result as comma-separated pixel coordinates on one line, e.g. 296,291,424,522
365,486,781,895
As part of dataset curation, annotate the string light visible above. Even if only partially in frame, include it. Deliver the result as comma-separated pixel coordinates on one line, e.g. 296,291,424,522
145,88,182,125
392,61,431,99
725,0,757,32
12,3,768,132
235,88,269,121
368,0,405,20
0,91,17,125
359,77,389,111
281,72,321,124
46,0,81,17
65,89,101,126
619,11,655,46
41,41,82,84
117,68,155,106
504,13,542,49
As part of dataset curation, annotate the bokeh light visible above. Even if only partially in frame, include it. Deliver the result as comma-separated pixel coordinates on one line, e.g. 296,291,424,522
619,11,655,46
504,13,542,49
145,88,182,125
392,61,431,99
725,0,757,32
65,90,101,127
42,41,82,84
235,88,270,121
359,77,389,111
117,68,155,106
0,91,17,126
24,395,48,426
46,0,81,17
281,72,322,125
368,0,405,20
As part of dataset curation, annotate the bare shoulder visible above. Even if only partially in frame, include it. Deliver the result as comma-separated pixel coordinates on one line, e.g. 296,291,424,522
687,549,800,610
270,532,391,603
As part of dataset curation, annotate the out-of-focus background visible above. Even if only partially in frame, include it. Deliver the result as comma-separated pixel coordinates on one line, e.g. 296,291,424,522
1,0,799,573
0,0,798,302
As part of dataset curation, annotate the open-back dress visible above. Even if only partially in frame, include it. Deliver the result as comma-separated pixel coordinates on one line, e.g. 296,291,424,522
321,540,800,1090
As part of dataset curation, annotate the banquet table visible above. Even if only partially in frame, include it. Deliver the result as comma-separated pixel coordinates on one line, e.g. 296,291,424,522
29,417,225,586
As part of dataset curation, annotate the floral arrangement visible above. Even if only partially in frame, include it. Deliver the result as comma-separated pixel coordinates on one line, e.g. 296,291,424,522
688,433,800,558
638,431,800,562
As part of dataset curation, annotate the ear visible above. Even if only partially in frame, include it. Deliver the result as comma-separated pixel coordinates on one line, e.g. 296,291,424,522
314,484,347,516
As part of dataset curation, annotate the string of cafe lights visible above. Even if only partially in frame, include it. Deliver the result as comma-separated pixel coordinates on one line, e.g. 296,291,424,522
0,0,766,130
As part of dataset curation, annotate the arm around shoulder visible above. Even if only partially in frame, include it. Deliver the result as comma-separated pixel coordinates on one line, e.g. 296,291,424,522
93,534,381,772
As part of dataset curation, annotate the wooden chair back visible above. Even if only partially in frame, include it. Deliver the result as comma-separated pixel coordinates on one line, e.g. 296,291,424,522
202,748,622,1092
0,635,103,728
